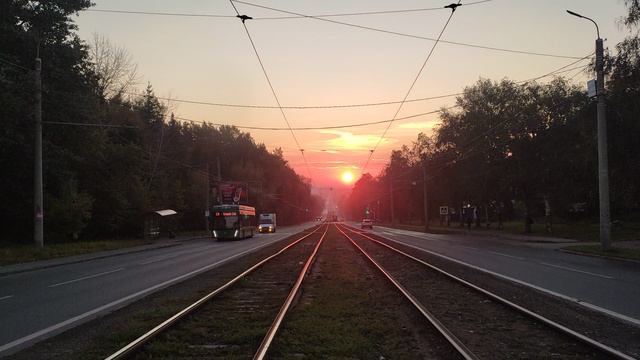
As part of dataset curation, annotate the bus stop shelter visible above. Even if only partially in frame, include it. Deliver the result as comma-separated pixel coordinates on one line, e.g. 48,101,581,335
144,209,177,240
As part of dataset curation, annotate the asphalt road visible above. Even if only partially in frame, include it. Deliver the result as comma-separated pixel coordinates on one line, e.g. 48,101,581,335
0,222,315,355
354,223,640,324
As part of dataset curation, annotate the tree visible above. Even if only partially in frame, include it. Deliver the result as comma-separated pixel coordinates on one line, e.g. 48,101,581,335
89,33,139,99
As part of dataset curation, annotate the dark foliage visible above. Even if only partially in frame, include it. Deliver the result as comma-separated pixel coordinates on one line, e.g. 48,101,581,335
0,1,322,243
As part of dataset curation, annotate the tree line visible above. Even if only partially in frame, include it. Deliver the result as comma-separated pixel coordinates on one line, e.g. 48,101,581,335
346,1,640,232
1,1,323,244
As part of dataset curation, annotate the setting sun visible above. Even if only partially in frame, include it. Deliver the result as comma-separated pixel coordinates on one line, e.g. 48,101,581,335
341,170,354,184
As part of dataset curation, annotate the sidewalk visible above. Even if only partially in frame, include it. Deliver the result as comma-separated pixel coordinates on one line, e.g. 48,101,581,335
0,234,210,276
428,225,579,244
379,223,578,244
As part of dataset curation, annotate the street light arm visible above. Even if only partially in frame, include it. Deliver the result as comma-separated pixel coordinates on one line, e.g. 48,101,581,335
566,9,600,39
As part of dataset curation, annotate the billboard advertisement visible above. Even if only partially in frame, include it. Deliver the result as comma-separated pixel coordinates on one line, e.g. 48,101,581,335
212,181,249,205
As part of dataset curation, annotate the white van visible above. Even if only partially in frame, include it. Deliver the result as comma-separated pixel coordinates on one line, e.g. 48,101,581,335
258,213,277,233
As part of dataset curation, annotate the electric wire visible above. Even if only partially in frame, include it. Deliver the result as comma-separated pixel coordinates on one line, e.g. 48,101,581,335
86,1,492,19
85,9,235,18
361,1,462,173
229,0,314,181
0,56,30,71
42,121,138,128
86,2,581,60
122,90,461,110
120,54,592,113
367,54,595,187
252,0,493,20
567,65,589,82
43,55,591,134
233,0,583,60
356,54,593,177
173,108,449,131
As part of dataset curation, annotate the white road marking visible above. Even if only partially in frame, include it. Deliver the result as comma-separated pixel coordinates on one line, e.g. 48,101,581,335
0,295,14,301
0,234,297,356
48,268,125,288
539,262,613,279
139,254,181,265
488,251,525,260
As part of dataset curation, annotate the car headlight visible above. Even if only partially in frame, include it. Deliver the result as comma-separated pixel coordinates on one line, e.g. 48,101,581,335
234,230,239,237
213,230,217,237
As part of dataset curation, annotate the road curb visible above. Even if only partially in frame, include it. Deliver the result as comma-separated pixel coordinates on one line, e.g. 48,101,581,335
0,236,211,277
558,248,640,264
377,224,577,244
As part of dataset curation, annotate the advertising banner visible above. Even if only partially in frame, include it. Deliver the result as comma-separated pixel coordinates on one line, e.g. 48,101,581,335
212,181,249,205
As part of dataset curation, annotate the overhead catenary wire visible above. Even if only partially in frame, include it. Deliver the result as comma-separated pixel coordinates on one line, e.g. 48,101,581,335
86,1,491,20
357,55,594,176
173,108,449,131
123,90,461,110
361,1,462,173
47,54,590,136
366,53,596,188
252,0,493,20
120,53,593,112
233,0,583,60
86,2,581,60
228,0,314,182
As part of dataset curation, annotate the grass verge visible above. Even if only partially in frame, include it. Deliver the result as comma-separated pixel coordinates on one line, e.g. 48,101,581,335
0,239,149,266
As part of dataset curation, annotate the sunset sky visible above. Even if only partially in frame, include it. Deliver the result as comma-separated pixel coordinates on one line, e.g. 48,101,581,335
74,0,630,189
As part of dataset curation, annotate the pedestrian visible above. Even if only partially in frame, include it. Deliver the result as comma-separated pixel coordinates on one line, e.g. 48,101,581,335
473,206,480,228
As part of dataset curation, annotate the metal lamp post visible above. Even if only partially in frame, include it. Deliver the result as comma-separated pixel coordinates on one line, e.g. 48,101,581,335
567,10,611,249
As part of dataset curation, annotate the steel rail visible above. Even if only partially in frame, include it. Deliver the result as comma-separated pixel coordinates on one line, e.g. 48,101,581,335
105,224,324,360
340,224,637,360
252,224,330,360
335,225,478,360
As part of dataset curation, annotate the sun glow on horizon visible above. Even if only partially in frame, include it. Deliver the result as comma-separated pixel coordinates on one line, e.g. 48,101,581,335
340,170,355,184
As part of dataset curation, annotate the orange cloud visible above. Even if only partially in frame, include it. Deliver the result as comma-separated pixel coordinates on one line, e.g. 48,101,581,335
317,130,392,151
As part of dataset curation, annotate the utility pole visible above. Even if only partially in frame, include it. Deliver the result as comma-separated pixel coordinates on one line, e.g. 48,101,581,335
423,160,429,232
205,163,210,234
389,178,395,226
216,155,222,181
595,37,611,249
34,55,43,247
566,10,611,249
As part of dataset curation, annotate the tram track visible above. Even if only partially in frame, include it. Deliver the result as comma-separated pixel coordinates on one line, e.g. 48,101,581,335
24,222,635,359
105,224,328,359
338,224,636,360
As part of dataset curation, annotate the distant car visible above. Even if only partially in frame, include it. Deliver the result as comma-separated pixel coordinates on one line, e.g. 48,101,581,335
361,218,373,229
315,216,323,221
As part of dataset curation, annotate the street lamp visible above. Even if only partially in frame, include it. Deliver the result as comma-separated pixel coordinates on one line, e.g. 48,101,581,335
567,10,611,249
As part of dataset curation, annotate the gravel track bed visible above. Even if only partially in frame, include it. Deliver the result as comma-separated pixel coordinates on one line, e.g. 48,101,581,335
6,226,322,359
129,226,328,359
350,227,640,359
269,225,463,359
347,228,615,359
